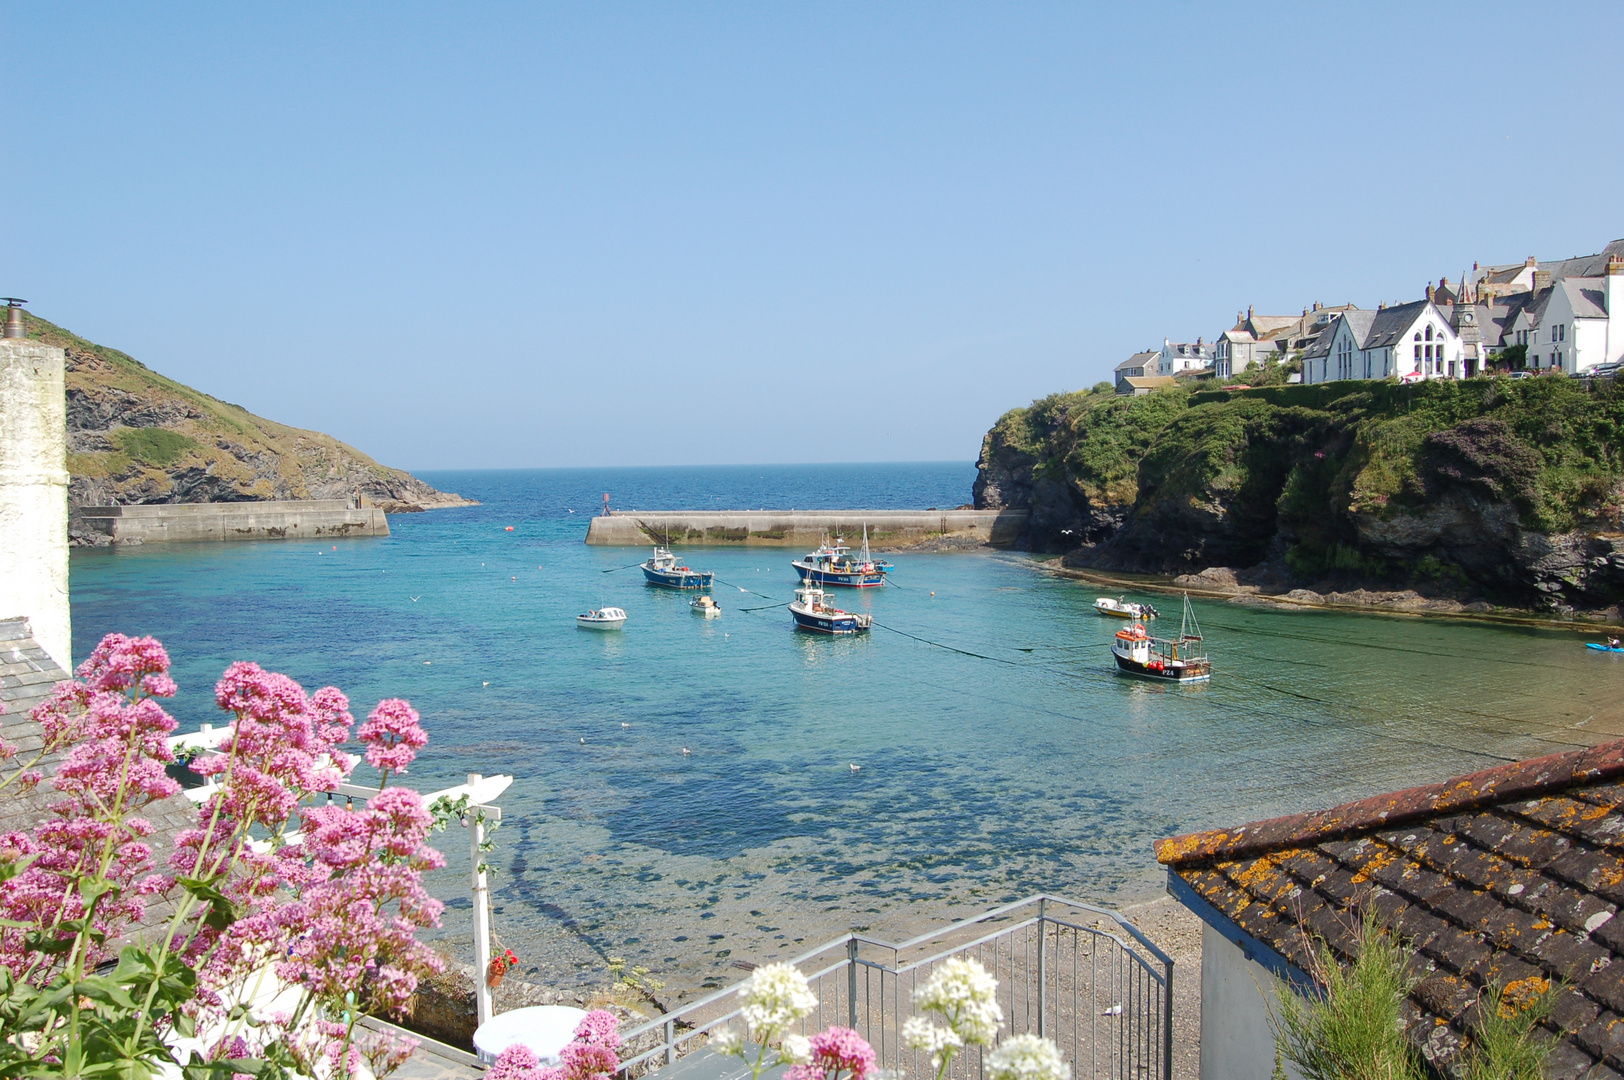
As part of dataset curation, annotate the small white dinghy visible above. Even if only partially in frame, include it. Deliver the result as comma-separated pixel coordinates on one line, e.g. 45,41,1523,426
690,595,721,618
577,607,627,630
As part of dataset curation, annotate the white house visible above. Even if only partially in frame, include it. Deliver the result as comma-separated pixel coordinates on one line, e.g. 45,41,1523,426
1510,256,1624,374
1215,305,1359,378
1157,337,1214,377
1301,299,1467,384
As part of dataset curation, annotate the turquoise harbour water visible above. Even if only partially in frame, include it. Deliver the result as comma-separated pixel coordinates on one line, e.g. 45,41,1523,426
70,464,1624,998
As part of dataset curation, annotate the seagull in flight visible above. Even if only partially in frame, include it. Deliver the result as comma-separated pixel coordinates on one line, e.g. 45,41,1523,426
410,596,420,602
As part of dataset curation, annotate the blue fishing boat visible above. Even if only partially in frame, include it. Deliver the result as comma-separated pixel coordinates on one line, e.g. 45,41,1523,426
791,527,892,588
789,582,872,635
640,546,714,590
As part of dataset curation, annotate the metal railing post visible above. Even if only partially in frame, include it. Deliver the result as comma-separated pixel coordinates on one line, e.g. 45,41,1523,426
1036,898,1047,1038
665,1019,676,1067
1161,957,1174,1080
847,937,859,1029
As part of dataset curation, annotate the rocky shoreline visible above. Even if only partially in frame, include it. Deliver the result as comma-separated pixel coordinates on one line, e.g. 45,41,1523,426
1050,560,1623,627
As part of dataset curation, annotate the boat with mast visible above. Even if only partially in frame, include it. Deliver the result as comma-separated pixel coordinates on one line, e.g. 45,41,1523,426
1110,593,1210,683
640,546,714,590
791,526,893,588
789,581,872,635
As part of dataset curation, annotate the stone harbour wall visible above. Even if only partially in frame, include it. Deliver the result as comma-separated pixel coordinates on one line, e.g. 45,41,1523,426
71,499,389,545
584,508,1027,547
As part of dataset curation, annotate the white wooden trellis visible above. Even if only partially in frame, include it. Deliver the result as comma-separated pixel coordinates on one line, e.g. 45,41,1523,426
168,729,513,1024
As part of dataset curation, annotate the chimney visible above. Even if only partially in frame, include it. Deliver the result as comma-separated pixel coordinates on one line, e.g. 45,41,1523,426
1534,270,1552,292
1607,256,1623,339
1247,305,1254,319
1473,260,1480,272
1426,284,1435,301
1526,256,1538,267
2,299,25,339
1237,310,1243,325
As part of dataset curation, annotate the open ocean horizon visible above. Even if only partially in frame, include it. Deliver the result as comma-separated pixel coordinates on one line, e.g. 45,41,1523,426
69,462,1624,1001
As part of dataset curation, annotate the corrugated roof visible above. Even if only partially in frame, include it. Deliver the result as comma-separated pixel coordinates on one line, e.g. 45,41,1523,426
1159,739,1624,1078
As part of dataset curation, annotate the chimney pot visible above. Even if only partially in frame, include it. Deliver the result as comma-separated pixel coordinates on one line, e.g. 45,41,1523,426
1608,254,1624,275
2,300,26,340
1526,256,1538,267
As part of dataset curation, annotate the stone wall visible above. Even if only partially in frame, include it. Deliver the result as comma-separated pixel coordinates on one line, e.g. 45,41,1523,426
0,340,71,670
71,500,389,545
584,509,1026,547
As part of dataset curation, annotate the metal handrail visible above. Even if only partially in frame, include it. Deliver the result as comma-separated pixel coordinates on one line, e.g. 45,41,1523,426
614,895,1174,1080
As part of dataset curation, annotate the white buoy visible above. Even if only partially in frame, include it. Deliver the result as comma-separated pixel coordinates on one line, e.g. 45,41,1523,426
621,722,630,728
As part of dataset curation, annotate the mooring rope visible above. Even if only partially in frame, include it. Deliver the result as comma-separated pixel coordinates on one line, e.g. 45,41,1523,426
711,575,781,601
870,621,1020,666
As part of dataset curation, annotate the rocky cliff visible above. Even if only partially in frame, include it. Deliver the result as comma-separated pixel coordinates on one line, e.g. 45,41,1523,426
19,313,473,518
975,379,1624,614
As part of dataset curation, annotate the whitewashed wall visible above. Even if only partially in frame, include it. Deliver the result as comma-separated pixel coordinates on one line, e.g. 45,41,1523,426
0,340,70,670
1199,923,1303,1080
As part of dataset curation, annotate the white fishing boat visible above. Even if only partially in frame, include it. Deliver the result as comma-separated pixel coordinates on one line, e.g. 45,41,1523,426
690,595,721,618
1110,594,1209,683
576,607,627,630
1095,596,1158,620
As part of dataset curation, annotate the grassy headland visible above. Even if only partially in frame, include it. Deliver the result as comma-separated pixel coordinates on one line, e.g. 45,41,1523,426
975,378,1624,613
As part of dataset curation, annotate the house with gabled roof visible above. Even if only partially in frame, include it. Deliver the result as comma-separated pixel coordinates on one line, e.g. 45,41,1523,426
1215,305,1357,379
1158,738,1624,1080
1114,350,1161,392
1302,298,1471,384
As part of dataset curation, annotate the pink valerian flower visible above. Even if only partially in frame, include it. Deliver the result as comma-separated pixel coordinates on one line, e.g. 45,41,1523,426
0,635,181,979
573,1010,623,1051
785,1028,878,1080
357,698,427,778
259,787,446,1017
489,1044,545,1080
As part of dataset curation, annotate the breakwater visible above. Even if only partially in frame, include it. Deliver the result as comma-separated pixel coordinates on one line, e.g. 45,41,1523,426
583,508,1026,547
70,500,389,546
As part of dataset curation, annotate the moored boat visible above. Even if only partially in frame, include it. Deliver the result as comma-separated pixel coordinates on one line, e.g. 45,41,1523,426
791,527,892,588
789,581,872,635
691,595,721,618
1095,596,1158,620
577,607,627,630
1110,594,1209,683
641,546,714,590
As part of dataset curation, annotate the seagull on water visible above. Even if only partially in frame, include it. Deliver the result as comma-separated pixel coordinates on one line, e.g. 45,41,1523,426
850,764,861,773
621,722,630,728
682,747,691,756
580,737,586,745
483,681,490,687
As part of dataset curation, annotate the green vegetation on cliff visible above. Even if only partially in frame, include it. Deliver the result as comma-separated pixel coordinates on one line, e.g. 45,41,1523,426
976,378,1624,608
20,312,470,513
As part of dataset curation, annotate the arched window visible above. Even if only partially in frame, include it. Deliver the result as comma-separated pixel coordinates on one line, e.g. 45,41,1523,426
1425,325,1433,341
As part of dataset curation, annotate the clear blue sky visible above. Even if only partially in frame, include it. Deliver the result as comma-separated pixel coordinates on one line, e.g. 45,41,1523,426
9,3,1622,469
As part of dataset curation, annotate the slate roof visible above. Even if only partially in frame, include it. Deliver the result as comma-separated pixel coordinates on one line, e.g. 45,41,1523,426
1118,375,1178,394
1561,279,1610,320
1115,351,1160,372
1301,310,1368,360
0,617,196,936
1543,240,1624,282
1362,299,1431,350
1158,739,1624,1079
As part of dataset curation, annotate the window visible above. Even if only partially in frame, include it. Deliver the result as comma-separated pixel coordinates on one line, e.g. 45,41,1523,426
1425,325,1433,341
1413,332,1422,342
1557,324,1566,342
1414,344,1422,362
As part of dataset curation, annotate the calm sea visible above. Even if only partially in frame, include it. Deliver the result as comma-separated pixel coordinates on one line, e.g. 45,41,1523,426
69,464,1624,998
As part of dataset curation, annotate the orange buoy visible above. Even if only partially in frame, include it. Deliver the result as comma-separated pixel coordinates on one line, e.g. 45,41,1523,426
505,526,514,531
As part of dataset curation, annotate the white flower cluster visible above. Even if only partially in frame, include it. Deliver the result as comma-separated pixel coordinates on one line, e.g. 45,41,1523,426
780,1034,813,1065
901,1016,964,1069
913,958,1003,1045
986,1035,1070,1080
738,962,819,1042
903,957,1005,1077
710,1028,742,1055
